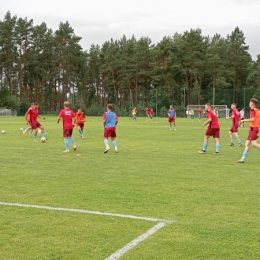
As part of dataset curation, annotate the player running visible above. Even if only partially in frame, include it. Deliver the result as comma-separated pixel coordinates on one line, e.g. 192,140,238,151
227,103,242,147
23,102,34,137
103,104,118,153
24,102,46,142
150,108,154,119
168,105,176,131
237,98,260,163
75,108,86,138
190,108,194,120
57,101,77,153
145,107,150,121
198,103,220,155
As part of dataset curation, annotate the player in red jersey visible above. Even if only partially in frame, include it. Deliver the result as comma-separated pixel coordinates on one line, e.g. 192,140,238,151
23,102,34,137
237,98,260,163
198,107,203,121
145,107,150,121
24,102,46,142
198,103,220,155
226,103,242,147
57,101,77,153
149,108,154,119
75,108,86,138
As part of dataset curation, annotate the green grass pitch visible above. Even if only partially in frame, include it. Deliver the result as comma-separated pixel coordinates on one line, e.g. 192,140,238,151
0,116,259,259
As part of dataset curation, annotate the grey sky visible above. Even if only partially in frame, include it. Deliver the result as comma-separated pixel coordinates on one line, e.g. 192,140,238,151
1,0,260,59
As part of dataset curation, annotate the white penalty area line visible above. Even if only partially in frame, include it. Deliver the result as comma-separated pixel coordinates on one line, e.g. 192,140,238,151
0,202,176,260
105,222,166,260
0,202,175,224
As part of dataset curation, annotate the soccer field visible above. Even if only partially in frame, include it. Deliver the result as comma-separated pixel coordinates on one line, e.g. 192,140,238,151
0,116,259,260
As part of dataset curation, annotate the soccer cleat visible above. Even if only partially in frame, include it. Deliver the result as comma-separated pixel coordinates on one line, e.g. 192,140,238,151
22,131,26,136
104,147,110,154
115,148,118,153
33,139,37,143
73,146,77,151
237,143,242,147
79,134,82,138
174,129,177,131
229,143,234,146
81,134,84,139
213,151,220,155
198,150,206,154
236,159,244,163
63,150,69,153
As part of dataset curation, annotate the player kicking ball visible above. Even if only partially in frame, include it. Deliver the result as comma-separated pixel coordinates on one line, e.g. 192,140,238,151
103,104,118,153
198,103,220,155
237,98,260,163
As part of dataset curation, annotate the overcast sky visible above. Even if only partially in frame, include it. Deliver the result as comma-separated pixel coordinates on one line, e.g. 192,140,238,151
1,0,260,59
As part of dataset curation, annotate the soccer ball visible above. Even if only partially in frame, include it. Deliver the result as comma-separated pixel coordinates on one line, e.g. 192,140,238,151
41,137,46,143
20,128,23,131
1,130,6,134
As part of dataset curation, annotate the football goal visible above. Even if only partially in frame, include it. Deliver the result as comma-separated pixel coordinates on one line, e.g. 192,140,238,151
186,105,230,118
0,107,17,116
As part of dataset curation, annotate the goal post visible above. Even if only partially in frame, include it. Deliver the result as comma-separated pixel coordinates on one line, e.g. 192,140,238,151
0,107,17,116
186,105,230,118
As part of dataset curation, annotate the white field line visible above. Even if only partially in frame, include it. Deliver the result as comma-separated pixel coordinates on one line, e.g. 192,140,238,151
0,202,175,223
105,222,166,260
0,202,176,260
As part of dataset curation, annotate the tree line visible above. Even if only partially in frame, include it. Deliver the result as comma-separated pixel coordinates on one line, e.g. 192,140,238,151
0,11,260,115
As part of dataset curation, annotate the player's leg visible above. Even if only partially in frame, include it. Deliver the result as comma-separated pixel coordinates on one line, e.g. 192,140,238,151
68,129,76,151
63,137,70,152
39,124,45,138
229,130,234,146
111,135,118,153
173,120,176,131
104,129,110,153
234,132,242,147
214,138,220,154
198,135,209,153
33,128,38,142
77,125,82,137
237,140,250,163
81,124,84,138
251,140,260,149
213,129,220,154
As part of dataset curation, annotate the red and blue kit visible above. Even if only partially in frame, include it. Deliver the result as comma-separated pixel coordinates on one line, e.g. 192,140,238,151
58,108,76,137
168,109,175,122
206,109,220,138
103,111,118,138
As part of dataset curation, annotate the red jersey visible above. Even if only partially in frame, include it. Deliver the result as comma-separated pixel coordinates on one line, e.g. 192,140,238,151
75,112,86,124
145,108,149,114
198,109,203,115
232,109,240,127
26,108,38,123
58,108,75,129
150,110,154,115
207,109,220,129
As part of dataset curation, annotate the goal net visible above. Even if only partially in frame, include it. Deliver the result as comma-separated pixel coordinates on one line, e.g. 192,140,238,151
186,105,230,118
0,107,17,116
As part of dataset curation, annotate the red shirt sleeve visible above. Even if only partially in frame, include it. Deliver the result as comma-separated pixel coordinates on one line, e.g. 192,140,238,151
58,110,63,117
103,113,106,120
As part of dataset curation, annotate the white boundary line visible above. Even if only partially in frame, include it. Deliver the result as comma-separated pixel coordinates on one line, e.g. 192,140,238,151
105,222,166,260
0,202,176,259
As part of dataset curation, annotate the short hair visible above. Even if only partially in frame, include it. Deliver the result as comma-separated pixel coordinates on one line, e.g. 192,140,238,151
232,103,236,106
64,101,69,107
107,104,113,109
250,98,258,106
205,103,211,107
78,108,82,111
34,102,38,105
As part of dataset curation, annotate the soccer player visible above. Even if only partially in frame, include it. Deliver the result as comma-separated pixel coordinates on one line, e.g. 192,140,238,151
24,102,46,142
145,107,150,121
227,103,242,147
57,101,77,153
237,98,260,163
168,105,176,131
190,108,194,120
239,108,245,127
132,107,137,121
150,108,154,119
23,102,34,137
75,108,86,138
198,103,220,155
103,104,118,153
198,107,203,121
214,107,219,118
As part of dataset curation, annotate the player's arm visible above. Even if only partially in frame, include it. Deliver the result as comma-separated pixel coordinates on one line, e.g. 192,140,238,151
73,116,76,125
226,115,234,120
57,116,61,124
38,114,46,120
202,118,212,127
24,111,29,123
241,117,255,123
